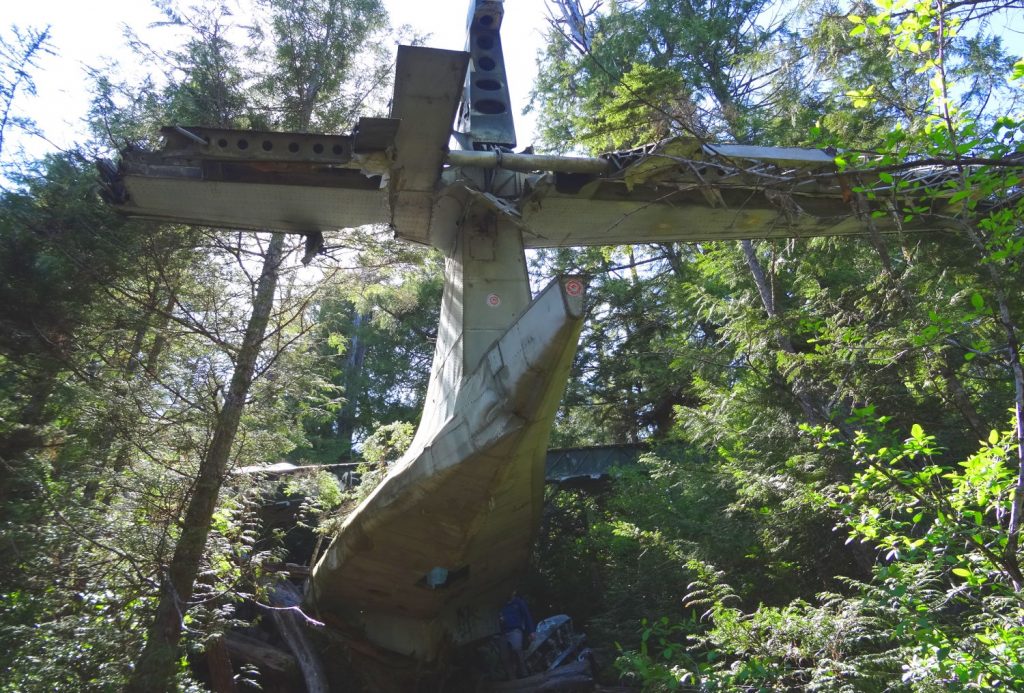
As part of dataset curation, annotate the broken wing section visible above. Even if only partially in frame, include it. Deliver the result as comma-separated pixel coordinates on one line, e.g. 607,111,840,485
102,42,473,241
512,137,959,247
103,123,396,232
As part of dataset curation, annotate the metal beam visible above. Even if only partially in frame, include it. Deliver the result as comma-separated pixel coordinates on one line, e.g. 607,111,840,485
388,46,471,244
447,149,612,174
455,0,516,150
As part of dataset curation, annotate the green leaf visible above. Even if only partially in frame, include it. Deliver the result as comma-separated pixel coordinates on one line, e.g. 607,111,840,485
1012,59,1024,82
971,292,984,310
989,430,1000,445
911,423,925,440
951,567,972,578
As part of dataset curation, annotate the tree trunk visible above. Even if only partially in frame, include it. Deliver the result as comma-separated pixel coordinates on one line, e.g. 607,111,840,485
959,223,1024,589
335,309,370,456
937,349,987,440
126,233,286,692
223,631,297,675
270,581,328,693
739,239,831,427
205,634,238,693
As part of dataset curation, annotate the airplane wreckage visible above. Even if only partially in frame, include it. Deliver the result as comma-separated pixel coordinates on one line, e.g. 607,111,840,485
101,0,976,682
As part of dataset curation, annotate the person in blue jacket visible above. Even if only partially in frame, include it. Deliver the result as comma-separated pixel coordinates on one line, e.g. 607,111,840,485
499,590,535,678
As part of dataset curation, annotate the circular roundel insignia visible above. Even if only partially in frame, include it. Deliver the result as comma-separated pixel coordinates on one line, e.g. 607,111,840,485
564,278,584,297
486,293,502,308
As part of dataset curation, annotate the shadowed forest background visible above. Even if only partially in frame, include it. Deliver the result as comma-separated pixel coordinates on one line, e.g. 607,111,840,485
1,0,1023,690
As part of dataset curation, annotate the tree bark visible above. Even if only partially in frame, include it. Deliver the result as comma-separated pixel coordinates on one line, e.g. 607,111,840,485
205,634,238,693
740,239,777,318
126,233,286,692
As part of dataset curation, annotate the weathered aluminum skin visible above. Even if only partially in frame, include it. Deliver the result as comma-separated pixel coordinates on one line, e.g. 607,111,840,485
113,132,953,247
118,175,390,233
309,275,586,658
389,46,471,245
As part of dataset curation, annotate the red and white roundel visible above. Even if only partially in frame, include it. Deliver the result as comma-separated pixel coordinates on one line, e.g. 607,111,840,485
564,278,584,297
486,293,502,308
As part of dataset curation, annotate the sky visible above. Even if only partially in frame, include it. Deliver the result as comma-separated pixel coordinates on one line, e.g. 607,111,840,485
3,0,551,163
7,0,1021,165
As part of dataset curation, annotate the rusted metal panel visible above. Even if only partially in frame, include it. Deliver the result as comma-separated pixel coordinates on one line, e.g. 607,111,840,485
110,126,955,247
113,122,395,232
516,180,946,248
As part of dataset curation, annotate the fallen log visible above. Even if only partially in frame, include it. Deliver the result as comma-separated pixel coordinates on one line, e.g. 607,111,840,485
270,581,329,693
222,631,296,675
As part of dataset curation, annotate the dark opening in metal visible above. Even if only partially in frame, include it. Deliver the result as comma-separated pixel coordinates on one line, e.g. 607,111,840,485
237,138,249,150
476,78,501,91
474,99,507,115
288,142,300,153
332,144,344,155
478,56,496,71
217,138,228,148
313,143,324,154
417,565,470,590
262,140,273,151
479,14,494,26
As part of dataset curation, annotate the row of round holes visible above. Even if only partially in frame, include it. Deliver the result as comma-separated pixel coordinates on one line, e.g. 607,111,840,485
473,17,507,115
215,137,347,156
